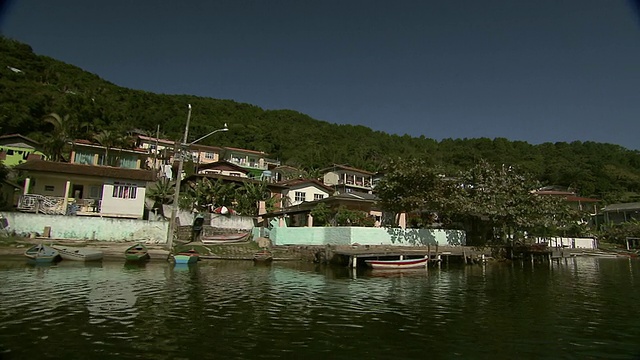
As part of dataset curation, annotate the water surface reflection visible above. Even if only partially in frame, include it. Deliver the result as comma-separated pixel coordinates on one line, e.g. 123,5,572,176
0,257,639,359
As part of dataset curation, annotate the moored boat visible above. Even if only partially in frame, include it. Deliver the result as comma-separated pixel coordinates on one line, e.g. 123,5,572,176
125,243,150,262
52,245,103,262
24,244,61,263
174,249,200,264
364,256,429,270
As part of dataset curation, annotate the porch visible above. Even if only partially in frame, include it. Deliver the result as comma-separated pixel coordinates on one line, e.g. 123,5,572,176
17,194,102,216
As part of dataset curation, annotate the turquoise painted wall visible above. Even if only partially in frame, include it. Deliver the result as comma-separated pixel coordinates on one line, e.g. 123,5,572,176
270,226,465,246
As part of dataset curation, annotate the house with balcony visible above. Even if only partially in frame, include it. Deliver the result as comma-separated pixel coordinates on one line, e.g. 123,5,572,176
135,134,176,175
195,160,250,178
14,141,155,219
0,134,45,166
321,164,375,194
222,147,279,179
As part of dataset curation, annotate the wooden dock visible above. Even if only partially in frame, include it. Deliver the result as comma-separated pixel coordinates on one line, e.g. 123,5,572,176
330,244,490,267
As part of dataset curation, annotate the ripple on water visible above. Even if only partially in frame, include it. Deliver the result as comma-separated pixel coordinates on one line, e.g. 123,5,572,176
1,258,640,359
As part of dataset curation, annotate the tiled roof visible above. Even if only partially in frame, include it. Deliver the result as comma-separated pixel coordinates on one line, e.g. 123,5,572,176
136,135,176,146
197,160,249,173
321,164,375,176
224,146,267,156
277,178,335,193
14,160,156,181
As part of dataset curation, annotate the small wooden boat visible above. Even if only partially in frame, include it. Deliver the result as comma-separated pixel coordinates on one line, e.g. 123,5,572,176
52,245,103,262
24,244,61,263
201,232,250,244
253,249,273,264
174,249,200,264
364,256,428,270
124,243,150,262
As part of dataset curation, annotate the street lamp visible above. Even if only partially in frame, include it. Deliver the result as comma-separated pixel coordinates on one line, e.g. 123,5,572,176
166,104,229,251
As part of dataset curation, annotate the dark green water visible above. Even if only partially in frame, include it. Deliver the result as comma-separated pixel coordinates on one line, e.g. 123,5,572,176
0,256,639,360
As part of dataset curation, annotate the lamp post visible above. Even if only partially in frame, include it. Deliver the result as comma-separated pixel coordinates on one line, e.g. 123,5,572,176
166,104,228,251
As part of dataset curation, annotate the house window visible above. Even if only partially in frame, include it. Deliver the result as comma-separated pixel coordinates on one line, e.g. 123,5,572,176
205,152,215,160
44,185,55,192
295,191,306,202
112,182,137,199
314,194,325,201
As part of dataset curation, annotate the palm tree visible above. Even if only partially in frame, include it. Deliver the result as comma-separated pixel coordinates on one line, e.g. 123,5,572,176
93,130,119,166
42,112,76,162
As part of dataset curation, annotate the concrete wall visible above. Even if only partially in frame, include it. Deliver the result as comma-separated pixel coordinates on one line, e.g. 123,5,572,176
270,226,466,246
174,209,255,231
1,212,168,243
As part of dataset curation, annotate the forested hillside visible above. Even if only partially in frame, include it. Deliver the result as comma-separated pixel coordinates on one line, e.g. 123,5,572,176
1,36,640,203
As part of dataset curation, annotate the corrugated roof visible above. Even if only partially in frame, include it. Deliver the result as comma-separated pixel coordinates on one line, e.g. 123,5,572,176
14,160,155,182
602,202,640,212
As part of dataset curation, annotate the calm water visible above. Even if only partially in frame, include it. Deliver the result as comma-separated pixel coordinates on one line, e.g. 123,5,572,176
1,256,639,360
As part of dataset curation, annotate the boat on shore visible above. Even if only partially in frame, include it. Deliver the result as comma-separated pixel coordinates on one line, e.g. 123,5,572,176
174,249,200,264
253,249,273,264
52,245,103,261
24,244,61,263
201,232,250,245
125,243,150,262
364,256,429,270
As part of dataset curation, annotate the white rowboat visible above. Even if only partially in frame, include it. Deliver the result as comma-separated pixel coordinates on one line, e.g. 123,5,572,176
52,245,103,261
364,257,428,270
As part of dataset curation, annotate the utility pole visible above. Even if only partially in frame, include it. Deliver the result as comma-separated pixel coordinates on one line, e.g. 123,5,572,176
165,104,228,252
166,104,192,251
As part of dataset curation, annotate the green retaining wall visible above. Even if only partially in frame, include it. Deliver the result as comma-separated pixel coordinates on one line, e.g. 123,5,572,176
269,226,465,246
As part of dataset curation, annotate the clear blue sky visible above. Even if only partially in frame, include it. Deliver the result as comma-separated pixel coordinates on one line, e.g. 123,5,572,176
2,0,640,149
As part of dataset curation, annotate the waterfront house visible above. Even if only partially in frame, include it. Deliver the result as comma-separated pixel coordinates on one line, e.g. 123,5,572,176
14,139,155,219
0,134,45,166
321,164,375,194
278,178,335,207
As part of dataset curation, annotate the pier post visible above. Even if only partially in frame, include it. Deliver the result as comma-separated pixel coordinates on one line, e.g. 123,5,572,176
351,255,357,269
428,244,431,264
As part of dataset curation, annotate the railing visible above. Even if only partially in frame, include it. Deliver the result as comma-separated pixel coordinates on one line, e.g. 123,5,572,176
227,159,268,170
17,194,66,215
17,195,101,215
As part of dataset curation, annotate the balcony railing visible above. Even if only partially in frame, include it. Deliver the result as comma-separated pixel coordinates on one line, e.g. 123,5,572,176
17,194,101,215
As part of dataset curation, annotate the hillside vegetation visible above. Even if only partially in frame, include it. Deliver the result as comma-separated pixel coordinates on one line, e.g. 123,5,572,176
1,36,640,203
